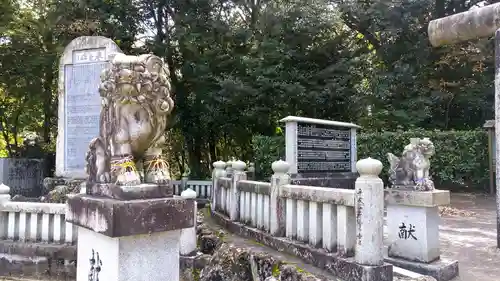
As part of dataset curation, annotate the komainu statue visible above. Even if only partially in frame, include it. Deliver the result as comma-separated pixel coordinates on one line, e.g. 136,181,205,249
386,138,435,191
85,53,175,199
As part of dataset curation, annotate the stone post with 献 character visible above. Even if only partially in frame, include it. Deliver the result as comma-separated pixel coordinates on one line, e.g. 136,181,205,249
65,52,194,281
384,138,458,281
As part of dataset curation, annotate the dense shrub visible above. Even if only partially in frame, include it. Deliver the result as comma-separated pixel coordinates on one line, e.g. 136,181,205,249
252,130,490,190
251,135,285,180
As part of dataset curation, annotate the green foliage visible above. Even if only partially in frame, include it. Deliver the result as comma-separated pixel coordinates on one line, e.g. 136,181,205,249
251,135,285,180
358,130,490,189
0,0,497,177
253,130,490,190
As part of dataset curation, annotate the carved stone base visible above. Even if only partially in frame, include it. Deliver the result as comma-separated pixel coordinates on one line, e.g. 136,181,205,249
86,181,173,200
66,195,195,237
385,256,458,281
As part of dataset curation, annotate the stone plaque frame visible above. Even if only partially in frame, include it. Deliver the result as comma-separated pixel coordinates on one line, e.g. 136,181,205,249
56,36,122,178
280,116,360,176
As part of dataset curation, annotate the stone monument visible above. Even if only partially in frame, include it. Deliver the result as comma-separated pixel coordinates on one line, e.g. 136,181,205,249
44,36,123,193
66,52,193,281
279,116,360,188
384,138,458,280
387,137,435,191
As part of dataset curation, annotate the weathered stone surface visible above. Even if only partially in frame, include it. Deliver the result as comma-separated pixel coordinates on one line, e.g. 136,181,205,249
66,195,194,237
384,189,450,207
387,138,435,191
86,182,173,200
238,180,271,195
428,3,500,47
290,173,357,190
198,244,323,281
85,53,174,191
385,256,458,281
280,184,355,206
211,209,393,281
57,36,122,178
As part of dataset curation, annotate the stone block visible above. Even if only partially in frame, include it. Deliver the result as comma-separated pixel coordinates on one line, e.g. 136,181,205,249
77,226,180,281
385,256,459,281
387,204,440,263
66,195,195,237
384,189,450,207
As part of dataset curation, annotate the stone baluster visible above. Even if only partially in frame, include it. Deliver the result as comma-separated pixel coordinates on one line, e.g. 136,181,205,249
212,161,226,212
354,157,384,266
270,160,290,236
180,188,197,255
230,160,247,221
225,159,234,177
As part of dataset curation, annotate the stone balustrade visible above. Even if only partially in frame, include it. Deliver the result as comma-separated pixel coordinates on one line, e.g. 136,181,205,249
172,180,212,198
281,183,356,254
211,158,392,281
0,184,76,244
238,180,272,231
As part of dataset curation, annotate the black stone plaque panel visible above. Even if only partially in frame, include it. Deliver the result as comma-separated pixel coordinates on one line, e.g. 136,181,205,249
296,122,352,174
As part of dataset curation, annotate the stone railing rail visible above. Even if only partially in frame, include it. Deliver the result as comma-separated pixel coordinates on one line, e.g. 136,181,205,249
280,183,356,254
172,180,212,198
211,158,389,281
238,180,272,231
0,184,77,245
0,201,76,244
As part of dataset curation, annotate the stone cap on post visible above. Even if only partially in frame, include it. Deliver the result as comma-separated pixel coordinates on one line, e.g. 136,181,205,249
0,183,10,203
384,189,450,207
232,160,247,172
356,157,383,178
272,160,290,176
181,188,197,199
213,161,226,178
66,195,195,238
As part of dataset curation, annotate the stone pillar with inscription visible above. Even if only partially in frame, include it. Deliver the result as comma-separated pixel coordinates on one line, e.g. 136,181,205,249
279,116,360,189
384,138,458,281
44,36,123,193
66,50,189,281
66,195,194,281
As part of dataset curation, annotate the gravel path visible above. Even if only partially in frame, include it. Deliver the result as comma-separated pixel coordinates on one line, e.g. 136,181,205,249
437,193,500,281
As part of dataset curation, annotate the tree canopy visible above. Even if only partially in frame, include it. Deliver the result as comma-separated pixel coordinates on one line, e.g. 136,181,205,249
0,0,496,177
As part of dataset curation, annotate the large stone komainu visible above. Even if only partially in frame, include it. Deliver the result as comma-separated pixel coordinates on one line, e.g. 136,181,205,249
85,53,174,198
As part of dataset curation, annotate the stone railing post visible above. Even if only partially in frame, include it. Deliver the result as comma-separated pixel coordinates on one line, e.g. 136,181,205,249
247,162,256,180
0,184,11,204
180,188,197,255
230,160,246,221
270,160,290,236
225,159,234,177
354,157,384,266
212,161,226,211
181,175,189,191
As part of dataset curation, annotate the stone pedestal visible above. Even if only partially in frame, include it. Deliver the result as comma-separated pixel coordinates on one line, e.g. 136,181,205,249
66,195,195,281
384,189,459,281
387,204,440,262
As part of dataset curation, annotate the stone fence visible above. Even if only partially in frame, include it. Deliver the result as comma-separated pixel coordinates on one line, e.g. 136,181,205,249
172,180,212,199
210,158,459,281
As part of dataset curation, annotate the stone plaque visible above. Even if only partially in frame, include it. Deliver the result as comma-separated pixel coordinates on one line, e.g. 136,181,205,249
297,123,351,174
63,62,106,171
280,116,359,176
56,36,122,178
